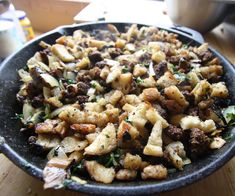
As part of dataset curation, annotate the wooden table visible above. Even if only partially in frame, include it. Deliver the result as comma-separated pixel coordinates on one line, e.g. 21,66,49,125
0,22,235,196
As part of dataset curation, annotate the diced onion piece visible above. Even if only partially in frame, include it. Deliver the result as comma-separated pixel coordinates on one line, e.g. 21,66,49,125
50,105,74,118
22,102,35,121
18,69,32,83
210,137,226,149
47,146,67,160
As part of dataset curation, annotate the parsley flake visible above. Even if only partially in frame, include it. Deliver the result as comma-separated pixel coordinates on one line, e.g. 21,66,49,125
122,66,129,73
67,79,77,85
222,105,235,125
136,77,144,84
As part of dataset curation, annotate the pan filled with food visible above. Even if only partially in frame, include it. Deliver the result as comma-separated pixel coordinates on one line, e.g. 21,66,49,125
0,22,234,195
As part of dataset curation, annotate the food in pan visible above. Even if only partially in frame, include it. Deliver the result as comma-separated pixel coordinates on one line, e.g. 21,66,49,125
16,24,234,188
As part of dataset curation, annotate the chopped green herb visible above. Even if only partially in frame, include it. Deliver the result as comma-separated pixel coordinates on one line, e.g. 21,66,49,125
168,168,177,174
122,66,129,73
63,179,73,188
97,148,123,168
174,72,186,82
168,63,177,73
43,104,51,119
181,40,193,49
67,79,77,85
222,105,235,125
13,113,24,120
70,161,85,175
136,77,144,84
124,117,132,124
23,65,29,71
141,62,149,68
105,134,110,138
91,82,97,89
222,131,233,141
53,146,60,157
91,97,97,102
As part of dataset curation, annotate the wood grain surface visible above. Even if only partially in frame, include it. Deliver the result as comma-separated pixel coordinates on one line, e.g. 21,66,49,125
0,23,235,196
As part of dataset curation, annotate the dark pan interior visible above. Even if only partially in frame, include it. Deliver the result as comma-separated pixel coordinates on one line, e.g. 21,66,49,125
0,22,234,195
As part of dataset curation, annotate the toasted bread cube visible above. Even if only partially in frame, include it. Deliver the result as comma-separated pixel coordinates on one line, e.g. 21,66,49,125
211,82,229,98
141,165,167,180
157,71,178,88
143,121,163,157
85,161,115,184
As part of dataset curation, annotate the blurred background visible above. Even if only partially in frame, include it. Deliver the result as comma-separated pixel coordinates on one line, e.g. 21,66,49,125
0,0,235,60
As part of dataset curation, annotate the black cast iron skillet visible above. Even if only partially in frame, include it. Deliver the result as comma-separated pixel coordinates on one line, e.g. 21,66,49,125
0,22,234,196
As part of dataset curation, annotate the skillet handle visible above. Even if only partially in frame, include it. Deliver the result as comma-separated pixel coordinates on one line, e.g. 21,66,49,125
170,25,204,43
0,136,5,154
233,140,235,156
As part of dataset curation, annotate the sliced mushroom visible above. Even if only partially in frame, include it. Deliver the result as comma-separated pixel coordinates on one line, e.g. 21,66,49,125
36,134,61,150
61,136,88,153
40,73,59,88
47,146,67,160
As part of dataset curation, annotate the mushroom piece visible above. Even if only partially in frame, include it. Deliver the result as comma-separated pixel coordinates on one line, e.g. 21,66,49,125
34,134,61,150
60,136,88,153
40,73,59,88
